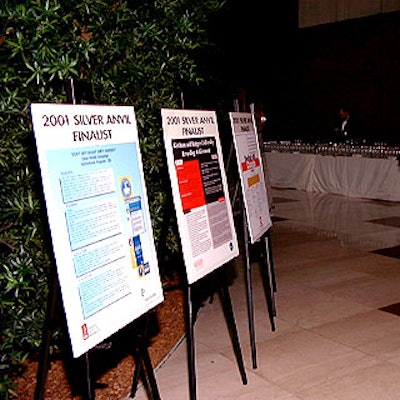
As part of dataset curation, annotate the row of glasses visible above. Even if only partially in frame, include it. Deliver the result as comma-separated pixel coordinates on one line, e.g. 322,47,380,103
263,141,400,159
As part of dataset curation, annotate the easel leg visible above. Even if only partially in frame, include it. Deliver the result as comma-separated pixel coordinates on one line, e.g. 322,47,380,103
186,284,197,400
242,208,257,369
83,352,94,400
130,353,142,398
142,345,161,400
259,238,276,331
34,270,59,400
266,230,277,293
130,317,161,399
34,270,96,400
245,260,257,369
217,268,248,385
131,345,161,399
263,233,277,318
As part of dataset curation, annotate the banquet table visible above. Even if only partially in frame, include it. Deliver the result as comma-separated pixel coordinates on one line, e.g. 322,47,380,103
263,152,400,202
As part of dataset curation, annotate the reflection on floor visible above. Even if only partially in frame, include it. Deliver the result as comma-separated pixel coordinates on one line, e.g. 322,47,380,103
130,188,400,400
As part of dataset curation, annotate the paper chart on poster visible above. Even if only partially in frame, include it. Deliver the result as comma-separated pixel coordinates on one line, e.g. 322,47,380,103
161,108,239,285
229,112,272,243
30,103,164,358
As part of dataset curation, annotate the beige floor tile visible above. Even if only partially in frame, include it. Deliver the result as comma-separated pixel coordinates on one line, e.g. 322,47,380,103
274,258,368,289
274,284,372,328
347,253,400,279
297,362,400,400
311,310,400,360
225,329,380,393
317,274,400,308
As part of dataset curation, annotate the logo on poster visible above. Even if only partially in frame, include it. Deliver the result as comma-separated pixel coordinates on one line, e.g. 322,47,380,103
120,177,132,199
81,324,89,340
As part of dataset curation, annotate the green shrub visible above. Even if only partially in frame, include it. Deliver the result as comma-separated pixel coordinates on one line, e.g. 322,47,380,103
0,0,226,396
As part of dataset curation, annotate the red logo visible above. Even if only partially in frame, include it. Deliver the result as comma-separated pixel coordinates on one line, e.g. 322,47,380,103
81,324,89,340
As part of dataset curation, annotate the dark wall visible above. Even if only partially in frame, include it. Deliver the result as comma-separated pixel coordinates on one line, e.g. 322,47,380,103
260,11,400,145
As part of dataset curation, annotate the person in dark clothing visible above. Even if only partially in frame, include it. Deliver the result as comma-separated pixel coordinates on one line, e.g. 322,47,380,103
332,104,360,144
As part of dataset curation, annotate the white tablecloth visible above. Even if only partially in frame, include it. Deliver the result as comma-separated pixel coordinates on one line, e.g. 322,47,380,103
263,152,400,202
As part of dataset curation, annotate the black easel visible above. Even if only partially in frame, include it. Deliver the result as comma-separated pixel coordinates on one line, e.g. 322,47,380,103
166,94,247,399
226,102,277,370
226,123,260,369
185,267,248,400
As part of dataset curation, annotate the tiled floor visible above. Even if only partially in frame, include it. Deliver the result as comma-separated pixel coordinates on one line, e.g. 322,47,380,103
130,188,400,400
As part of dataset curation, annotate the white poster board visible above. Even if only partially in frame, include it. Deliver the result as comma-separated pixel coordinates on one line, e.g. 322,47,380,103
161,109,239,284
229,112,272,243
30,103,164,358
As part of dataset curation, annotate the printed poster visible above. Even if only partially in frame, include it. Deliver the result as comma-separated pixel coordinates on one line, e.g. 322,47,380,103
30,103,164,357
229,112,272,243
161,109,239,284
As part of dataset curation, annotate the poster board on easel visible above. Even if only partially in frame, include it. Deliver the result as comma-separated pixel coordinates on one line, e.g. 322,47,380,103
229,112,272,243
161,108,239,284
161,108,246,400
30,103,164,359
